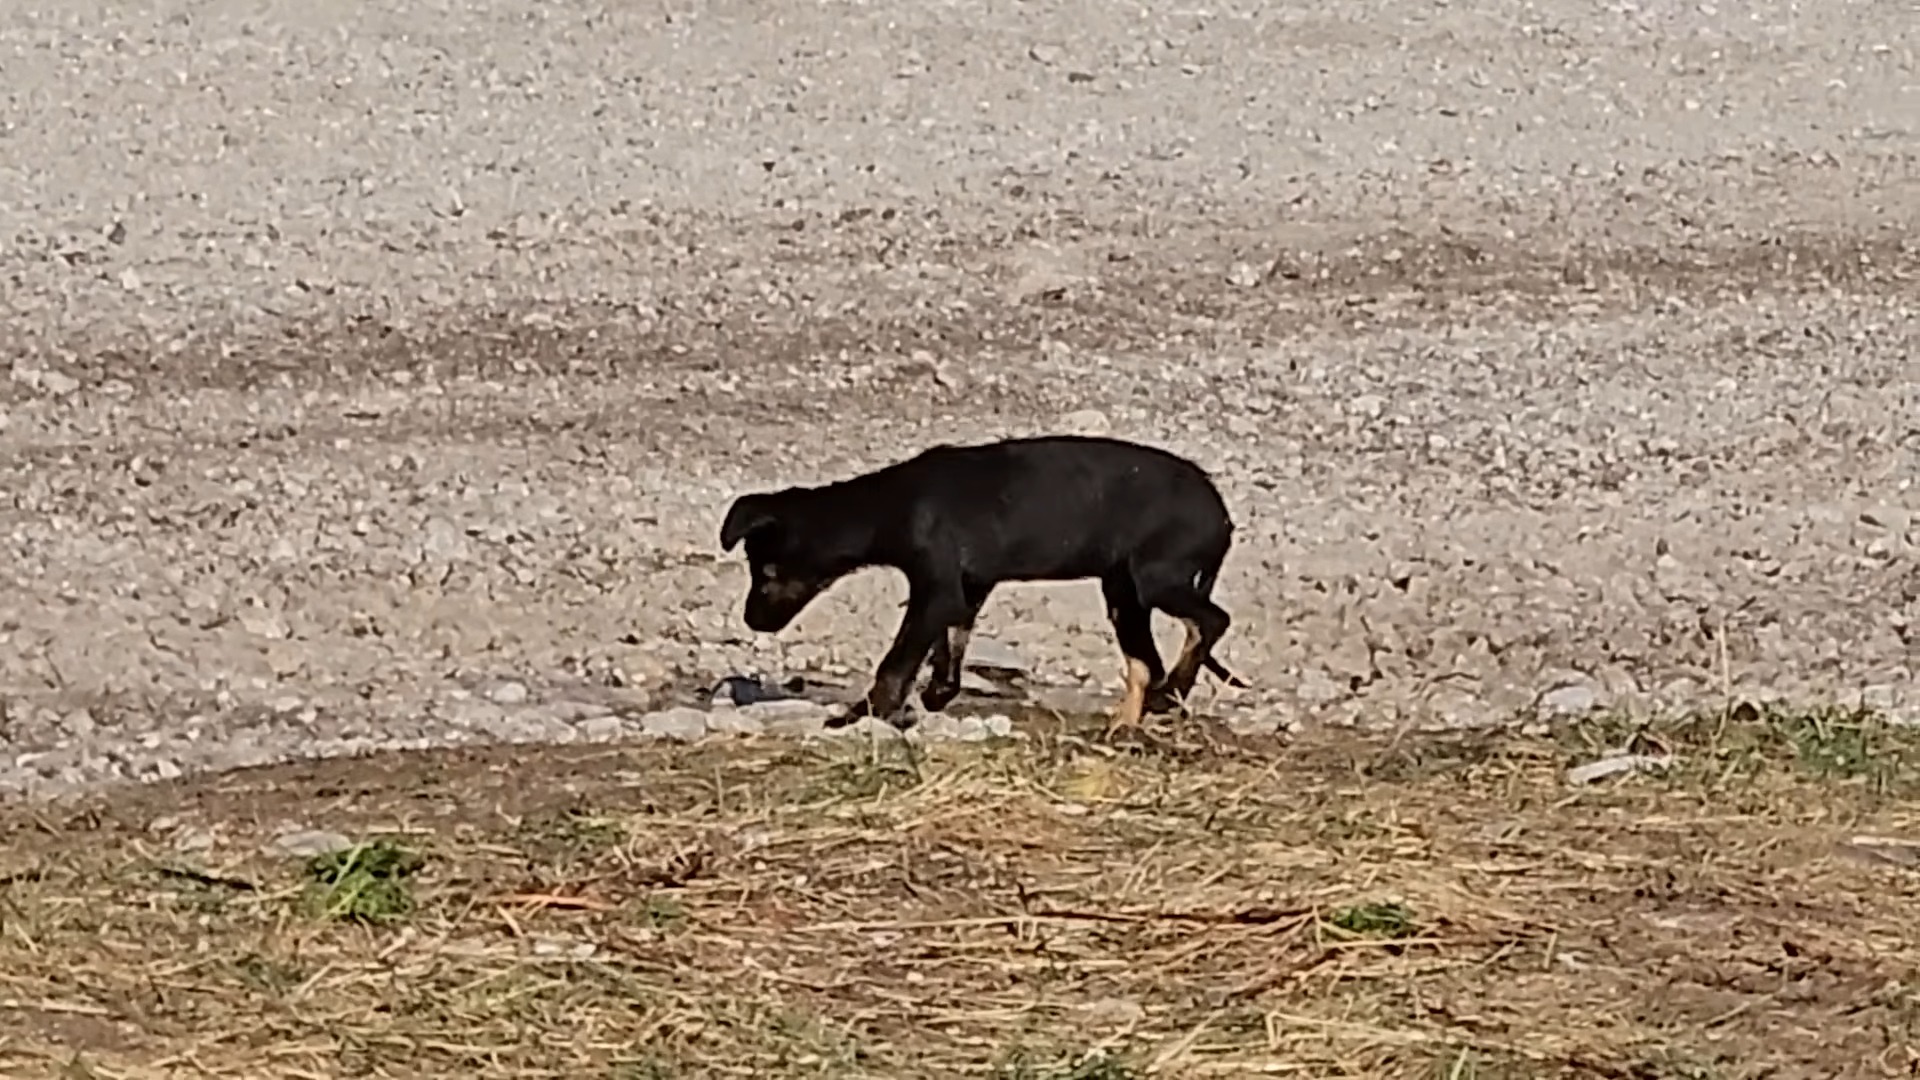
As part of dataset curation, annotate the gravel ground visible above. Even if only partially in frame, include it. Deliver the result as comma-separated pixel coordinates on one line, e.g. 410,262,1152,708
1,0,1916,798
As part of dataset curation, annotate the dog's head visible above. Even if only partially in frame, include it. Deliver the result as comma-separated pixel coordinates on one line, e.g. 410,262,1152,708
719,490,839,633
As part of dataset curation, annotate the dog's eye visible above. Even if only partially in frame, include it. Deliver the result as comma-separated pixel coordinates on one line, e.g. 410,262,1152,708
761,564,781,580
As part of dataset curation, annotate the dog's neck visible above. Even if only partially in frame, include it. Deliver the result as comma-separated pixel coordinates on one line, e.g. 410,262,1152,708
799,475,912,572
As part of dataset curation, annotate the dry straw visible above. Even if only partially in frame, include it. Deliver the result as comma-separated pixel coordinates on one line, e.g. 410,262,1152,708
1,703,1917,1078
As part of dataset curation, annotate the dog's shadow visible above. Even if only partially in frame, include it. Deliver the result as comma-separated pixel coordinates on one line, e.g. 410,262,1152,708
705,670,1264,759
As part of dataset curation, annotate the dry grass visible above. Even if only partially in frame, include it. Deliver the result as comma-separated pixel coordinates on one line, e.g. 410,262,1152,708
2,703,1919,1079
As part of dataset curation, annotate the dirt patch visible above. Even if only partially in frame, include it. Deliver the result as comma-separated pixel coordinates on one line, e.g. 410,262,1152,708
3,710,1918,1078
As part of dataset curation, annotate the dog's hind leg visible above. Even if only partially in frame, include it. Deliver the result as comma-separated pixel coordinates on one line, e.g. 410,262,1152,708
1136,558,1235,714
1147,603,1233,712
1101,571,1165,734
1201,654,1250,688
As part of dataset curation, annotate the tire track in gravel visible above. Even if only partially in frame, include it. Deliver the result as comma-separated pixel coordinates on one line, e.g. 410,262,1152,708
4,249,1915,796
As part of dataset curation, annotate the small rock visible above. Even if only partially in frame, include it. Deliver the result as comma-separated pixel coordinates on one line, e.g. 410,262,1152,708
488,681,530,706
1538,683,1600,718
1058,409,1111,436
1565,754,1674,786
981,713,1016,738
741,698,835,724
893,349,958,388
1348,394,1387,419
421,516,471,562
1295,669,1346,707
530,936,598,960
61,708,97,738
266,644,305,678
23,747,80,779
964,638,1031,676
916,712,962,740
1226,261,1264,288
444,699,507,729
1028,43,1063,65
576,715,629,742
706,709,764,736
751,699,839,736
238,610,292,640
639,707,709,741
529,700,605,724
10,365,81,396
815,714,898,741
263,829,355,860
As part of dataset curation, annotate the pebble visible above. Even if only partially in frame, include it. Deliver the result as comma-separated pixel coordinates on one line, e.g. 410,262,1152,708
706,708,764,736
487,681,531,705
1538,683,1600,718
1058,408,1111,435
576,715,629,742
739,698,834,725
11,365,81,396
1348,393,1387,419
420,516,472,561
963,638,1031,676
640,706,710,741
61,708,97,739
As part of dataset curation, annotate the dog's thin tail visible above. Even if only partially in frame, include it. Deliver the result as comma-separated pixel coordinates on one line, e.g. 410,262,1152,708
1202,654,1250,689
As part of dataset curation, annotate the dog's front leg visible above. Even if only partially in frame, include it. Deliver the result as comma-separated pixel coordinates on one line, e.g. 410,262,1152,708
828,581,959,731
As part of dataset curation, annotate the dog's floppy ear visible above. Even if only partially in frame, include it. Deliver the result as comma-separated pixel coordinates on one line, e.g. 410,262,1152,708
720,493,780,553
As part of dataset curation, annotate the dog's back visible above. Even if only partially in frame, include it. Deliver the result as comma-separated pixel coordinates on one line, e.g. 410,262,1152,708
849,435,1232,583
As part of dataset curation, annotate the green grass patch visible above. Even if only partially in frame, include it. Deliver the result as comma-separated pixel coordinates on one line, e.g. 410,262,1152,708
1325,901,1419,939
301,837,424,924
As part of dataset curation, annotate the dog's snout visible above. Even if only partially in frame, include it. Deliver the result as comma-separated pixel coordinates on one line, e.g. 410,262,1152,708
743,602,789,633
743,578,813,633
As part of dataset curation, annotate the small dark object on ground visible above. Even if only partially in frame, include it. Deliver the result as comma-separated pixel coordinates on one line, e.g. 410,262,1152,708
719,434,1248,734
707,673,809,706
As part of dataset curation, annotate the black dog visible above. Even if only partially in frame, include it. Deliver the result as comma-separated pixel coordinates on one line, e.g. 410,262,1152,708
719,435,1248,732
